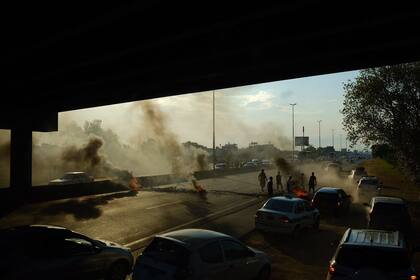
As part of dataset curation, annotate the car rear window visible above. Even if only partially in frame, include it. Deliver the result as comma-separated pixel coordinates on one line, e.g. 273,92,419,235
336,247,410,271
314,192,338,201
199,241,223,263
143,237,190,268
264,199,294,212
373,203,407,216
360,179,378,185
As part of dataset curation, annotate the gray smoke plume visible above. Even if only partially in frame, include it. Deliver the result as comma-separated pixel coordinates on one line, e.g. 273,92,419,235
134,100,209,177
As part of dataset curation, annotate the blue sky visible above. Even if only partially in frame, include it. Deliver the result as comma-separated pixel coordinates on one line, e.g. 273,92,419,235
58,70,361,150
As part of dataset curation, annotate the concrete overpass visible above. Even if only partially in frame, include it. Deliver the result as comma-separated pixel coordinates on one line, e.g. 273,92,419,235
2,2,420,191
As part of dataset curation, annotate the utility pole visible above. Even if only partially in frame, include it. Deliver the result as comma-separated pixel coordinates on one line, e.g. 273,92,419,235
302,126,305,151
290,103,296,161
317,120,322,148
332,129,335,150
212,90,216,170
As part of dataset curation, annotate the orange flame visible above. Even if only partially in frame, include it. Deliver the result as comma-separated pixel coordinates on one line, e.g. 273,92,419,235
129,176,140,192
292,187,309,199
192,178,206,193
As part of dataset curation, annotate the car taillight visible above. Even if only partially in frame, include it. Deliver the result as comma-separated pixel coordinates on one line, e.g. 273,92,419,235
328,262,336,275
410,275,417,280
278,216,289,223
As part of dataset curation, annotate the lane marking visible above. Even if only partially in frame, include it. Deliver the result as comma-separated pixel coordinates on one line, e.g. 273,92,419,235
145,200,183,210
124,197,260,249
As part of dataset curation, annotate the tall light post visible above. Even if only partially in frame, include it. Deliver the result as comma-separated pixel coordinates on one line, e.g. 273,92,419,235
290,103,297,160
212,90,216,170
317,120,322,148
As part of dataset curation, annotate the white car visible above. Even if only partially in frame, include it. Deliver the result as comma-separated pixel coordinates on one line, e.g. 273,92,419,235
255,196,320,235
214,163,227,170
357,176,381,202
133,229,271,280
49,172,94,185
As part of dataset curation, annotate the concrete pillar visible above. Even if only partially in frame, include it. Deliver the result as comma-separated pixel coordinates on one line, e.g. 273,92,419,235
10,128,32,190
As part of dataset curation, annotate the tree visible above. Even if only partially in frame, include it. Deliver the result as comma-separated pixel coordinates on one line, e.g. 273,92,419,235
342,62,420,182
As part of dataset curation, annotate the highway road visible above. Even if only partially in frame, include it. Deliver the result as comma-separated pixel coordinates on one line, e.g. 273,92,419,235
0,171,269,248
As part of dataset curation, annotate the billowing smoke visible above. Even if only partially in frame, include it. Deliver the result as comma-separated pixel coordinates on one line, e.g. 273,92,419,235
134,100,209,177
62,137,103,170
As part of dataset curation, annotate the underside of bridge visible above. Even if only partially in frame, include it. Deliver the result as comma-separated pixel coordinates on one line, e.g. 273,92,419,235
2,2,420,191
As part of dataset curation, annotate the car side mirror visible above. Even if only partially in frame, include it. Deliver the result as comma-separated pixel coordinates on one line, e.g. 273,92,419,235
363,202,370,207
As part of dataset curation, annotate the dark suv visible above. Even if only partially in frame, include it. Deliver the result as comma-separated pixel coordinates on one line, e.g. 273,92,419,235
312,187,351,216
366,196,412,234
327,228,418,279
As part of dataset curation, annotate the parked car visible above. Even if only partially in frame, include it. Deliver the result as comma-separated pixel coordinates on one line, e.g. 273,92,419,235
327,228,418,280
357,176,381,203
255,196,320,235
251,159,262,166
49,171,94,185
243,162,258,169
365,196,412,234
133,229,271,280
348,167,368,182
325,163,341,174
261,159,273,168
214,163,227,170
312,187,351,216
0,225,133,280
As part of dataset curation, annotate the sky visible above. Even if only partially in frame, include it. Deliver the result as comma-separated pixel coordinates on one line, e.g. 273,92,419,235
57,70,361,150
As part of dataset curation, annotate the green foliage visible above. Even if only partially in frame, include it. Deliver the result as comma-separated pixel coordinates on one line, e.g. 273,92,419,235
342,62,420,182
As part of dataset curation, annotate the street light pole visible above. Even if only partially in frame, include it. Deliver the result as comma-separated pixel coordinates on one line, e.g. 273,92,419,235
290,103,297,160
317,120,322,148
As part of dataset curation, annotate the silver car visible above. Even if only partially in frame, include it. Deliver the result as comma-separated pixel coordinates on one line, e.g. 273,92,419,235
133,229,271,280
0,225,133,280
255,196,320,235
49,172,94,185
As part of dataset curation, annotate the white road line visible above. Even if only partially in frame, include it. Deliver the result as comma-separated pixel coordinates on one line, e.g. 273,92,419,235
145,200,183,210
124,198,260,248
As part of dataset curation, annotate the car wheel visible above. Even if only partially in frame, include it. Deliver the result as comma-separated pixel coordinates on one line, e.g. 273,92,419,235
313,217,320,229
256,265,271,280
106,260,128,280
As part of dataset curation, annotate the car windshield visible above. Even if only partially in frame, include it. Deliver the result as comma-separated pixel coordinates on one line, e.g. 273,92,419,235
264,199,294,212
336,247,410,271
62,174,76,179
373,203,407,216
143,237,190,268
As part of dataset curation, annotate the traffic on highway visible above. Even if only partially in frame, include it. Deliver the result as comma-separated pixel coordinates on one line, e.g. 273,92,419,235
1,159,419,280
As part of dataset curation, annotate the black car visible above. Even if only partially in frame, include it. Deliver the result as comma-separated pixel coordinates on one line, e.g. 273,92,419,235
312,187,351,216
366,196,412,235
327,228,418,280
0,225,133,280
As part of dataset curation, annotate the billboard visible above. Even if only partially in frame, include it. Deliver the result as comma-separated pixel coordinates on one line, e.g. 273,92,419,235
295,136,309,146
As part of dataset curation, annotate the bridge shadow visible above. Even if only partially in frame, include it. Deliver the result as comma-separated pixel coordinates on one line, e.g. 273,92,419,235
40,191,138,220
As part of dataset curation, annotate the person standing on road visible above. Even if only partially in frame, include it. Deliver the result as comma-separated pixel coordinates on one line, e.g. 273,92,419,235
258,169,268,192
276,171,283,192
287,176,293,193
267,176,274,196
308,172,317,193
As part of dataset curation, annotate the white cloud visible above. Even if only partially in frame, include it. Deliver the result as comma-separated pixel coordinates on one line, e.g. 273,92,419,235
239,90,274,109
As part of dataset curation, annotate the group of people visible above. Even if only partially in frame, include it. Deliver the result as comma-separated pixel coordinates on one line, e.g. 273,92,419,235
258,169,317,196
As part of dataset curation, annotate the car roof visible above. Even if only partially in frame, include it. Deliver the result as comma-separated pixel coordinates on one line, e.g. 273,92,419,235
316,187,342,193
360,176,378,180
372,196,405,205
268,195,304,203
342,229,404,249
65,171,86,174
0,224,73,236
159,229,231,248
